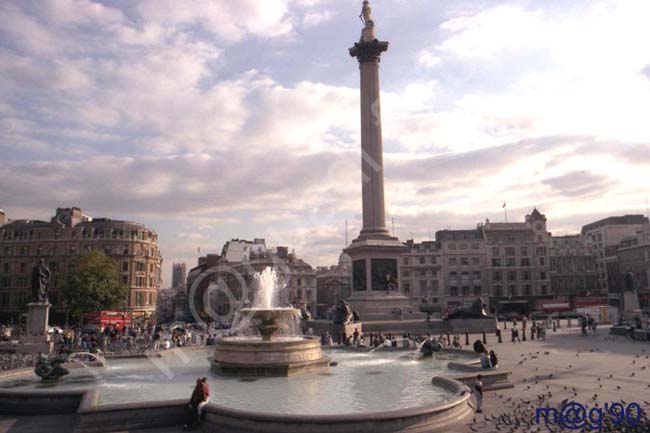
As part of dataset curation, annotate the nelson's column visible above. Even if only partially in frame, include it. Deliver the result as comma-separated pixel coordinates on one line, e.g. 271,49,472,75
343,1,411,318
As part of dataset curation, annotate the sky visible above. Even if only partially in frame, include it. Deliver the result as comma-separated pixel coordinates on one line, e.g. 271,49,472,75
1,0,649,287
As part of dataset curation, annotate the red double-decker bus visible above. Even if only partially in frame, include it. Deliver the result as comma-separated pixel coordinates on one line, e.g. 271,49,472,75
83,311,132,330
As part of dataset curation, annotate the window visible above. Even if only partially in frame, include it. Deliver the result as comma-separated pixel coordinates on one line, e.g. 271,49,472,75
1,277,10,288
521,257,531,266
460,271,469,280
449,257,458,265
541,285,548,295
148,293,153,305
419,280,427,290
430,256,437,264
493,271,502,281
449,271,458,279
473,271,481,280
523,285,532,296
494,285,503,297
472,257,480,265
505,247,515,256
402,271,410,278
520,247,528,256
473,286,481,295
404,282,410,293
136,262,145,272
491,247,499,256
450,287,458,296
539,257,546,266
507,271,517,281
136,291,144,306
459,243,468,250
522,271,530,281
419,270,426,276
402,258,409,265
19,263,26,273
471,243,479,250
419,257,426,265
121,276,128,284
123,245,129,255
540,271,546,280
462,286,470,296
2,263,9,273
506,258,516,267
461,257,469,265
122,262,129,272
492,258,501,267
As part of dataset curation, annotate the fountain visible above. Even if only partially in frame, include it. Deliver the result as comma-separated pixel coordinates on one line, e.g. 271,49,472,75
210,267,330,376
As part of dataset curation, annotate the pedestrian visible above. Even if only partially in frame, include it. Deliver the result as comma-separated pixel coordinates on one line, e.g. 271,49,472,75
489,350,498,368
480,350,492,369
474,374,484,413
540,324,546,341
511,323,521,343
353,327,360,346
184,377,210,430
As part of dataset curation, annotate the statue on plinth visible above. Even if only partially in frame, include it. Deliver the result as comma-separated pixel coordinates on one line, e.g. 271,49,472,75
34,353,69,382
31,258,51,303
359,1,376,42
333,300,353,325
624,270,636,292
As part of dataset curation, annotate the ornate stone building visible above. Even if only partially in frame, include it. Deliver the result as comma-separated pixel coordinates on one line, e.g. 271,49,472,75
581,215,649,293
616,225,650,309
483,209,552,314
315,253,352,319
185,239,316,325
549,235,598,298
0,207,162,322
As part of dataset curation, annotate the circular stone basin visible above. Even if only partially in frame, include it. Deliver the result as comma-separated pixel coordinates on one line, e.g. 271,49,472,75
0,348,471,415
212,336,330,376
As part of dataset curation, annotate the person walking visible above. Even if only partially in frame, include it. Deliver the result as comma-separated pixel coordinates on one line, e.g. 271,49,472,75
474,374,484,413
511,323,521,343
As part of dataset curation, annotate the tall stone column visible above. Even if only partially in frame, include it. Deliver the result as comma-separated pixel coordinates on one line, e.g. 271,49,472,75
350,38,391,240
343,2,410,319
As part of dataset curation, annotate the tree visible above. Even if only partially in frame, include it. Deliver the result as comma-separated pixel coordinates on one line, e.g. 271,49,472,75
62,251,127,320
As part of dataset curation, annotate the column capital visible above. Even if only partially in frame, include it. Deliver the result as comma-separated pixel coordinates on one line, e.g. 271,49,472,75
349,39,389,63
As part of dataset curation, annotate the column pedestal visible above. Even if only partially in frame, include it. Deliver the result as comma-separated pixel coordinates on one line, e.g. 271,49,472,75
20,302,52,353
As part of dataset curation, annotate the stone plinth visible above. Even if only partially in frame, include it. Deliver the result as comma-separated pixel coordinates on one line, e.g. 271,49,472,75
20,302,52,354
26,302,50,336
622,290,640,320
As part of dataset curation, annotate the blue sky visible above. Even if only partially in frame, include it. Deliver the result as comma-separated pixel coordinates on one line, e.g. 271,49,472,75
1,0,649,286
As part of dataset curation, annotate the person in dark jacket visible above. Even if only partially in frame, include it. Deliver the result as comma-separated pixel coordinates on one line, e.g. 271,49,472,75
184,378,210,430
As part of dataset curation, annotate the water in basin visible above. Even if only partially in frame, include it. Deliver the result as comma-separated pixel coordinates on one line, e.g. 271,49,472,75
0,348,468,415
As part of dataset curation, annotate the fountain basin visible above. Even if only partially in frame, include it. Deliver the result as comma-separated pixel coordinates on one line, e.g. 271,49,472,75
211,336,330,376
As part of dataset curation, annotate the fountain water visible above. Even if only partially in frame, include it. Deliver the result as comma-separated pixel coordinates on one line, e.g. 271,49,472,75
211,266,330,376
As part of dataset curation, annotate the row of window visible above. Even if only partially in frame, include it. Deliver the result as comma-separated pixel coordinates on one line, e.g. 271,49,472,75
492,284,549,296
1,244,158,258
2,228,157,242
492,270,547,281
449,286,482,296
491,257,546,267
449,257,481,266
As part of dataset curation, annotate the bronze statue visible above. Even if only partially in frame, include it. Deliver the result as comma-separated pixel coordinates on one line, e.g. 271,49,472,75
624,270,636,291
31,258,51,303
333,300,353,325
34,353,69,382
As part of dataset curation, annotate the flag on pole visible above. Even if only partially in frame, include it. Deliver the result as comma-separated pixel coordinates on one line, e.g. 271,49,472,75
197,246,201,253
502,201,506,208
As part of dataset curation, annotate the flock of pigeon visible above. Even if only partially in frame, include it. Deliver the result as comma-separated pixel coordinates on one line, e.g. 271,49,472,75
463,344,650,433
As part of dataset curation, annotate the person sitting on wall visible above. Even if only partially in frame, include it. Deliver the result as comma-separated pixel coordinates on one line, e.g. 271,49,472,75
489,350,498,368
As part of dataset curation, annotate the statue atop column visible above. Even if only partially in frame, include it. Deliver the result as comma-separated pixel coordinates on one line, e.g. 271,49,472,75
359,1,376,42
31,258,51,303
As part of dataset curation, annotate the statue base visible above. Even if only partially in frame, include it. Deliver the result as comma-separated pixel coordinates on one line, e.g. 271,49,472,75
622,290,641,320
26,302,51,336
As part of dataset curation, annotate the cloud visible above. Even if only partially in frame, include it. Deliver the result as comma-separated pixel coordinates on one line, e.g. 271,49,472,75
541,171,614,198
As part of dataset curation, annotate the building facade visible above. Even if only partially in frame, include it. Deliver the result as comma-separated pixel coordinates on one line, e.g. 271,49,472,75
616,225,650,309
549,235,598,299
483,209,552,315
0,207,162,322
581,215,649,294
171,262,187,290
185,239,316,325
315,253,352,318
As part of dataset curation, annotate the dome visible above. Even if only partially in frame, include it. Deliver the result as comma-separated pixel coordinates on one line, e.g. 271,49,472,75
338,252,352,266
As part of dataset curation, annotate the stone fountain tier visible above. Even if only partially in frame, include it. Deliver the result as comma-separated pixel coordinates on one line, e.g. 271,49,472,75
211,337,330,376
212,308,329,376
